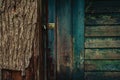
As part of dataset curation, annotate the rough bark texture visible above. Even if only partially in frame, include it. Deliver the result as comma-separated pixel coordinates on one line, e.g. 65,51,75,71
0,0,37,72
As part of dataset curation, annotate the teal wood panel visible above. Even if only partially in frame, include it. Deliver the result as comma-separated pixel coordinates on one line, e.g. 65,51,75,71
48,0,55,23
85,38,120,48
85,26,120,37
85,60,120,71
48,0,55,80
72,0,84,80
85,49,120,59
85,0,120,80
56,0,72,80
85,14,120,25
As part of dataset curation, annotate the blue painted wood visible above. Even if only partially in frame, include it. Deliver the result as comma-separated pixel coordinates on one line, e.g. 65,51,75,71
72,0,84,80
48,0,55,80
48,0,55,23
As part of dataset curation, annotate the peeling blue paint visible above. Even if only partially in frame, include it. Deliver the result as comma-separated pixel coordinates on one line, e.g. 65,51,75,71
72,0,84,80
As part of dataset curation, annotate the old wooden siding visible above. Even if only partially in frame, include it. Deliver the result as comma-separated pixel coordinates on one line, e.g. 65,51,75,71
85,72,120,80
85,26,120,37
85,0,120,79
85,49,120,59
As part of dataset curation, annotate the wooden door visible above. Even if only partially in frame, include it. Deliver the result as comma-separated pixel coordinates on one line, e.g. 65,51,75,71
47,0,84,80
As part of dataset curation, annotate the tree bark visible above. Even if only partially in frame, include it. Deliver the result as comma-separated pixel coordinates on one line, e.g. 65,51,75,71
0,0,37,71
0,0,43,80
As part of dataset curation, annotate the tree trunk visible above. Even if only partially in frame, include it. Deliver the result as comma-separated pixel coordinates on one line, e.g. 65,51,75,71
0,0,43,80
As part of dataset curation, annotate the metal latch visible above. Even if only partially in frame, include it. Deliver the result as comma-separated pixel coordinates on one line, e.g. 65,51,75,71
48,23,55,29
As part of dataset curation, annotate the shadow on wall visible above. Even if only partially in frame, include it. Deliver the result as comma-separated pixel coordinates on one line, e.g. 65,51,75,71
56,64,120,80
57,65,84,80
85,72,120,80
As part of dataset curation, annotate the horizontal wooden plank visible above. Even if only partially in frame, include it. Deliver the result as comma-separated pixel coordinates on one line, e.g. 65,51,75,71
85,26,120,36
85,14,120,25
85,72,120,80
85,0,120,13
85,38,120,48
85,60,120,71
85,49,120,59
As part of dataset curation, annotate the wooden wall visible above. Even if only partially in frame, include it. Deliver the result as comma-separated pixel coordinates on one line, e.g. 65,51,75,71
85,0,120,79
0,0,120,80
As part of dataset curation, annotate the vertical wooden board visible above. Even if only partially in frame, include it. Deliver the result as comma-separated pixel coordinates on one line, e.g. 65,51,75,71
2,70,12,80
37,0,44,79
11,71,22,80
48,0,55,23
48,29,55,80
48,0,56,80
72,0,84,80
56,0,72,80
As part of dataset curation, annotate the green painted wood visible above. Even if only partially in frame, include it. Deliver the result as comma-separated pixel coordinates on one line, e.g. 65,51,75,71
85,14,120,25
85,26,120,37
72,0,84,80
85,38,120,48
85,60,120,71
85,0,120,80
85,49,120,59
56,0,72,80
85,72,120,80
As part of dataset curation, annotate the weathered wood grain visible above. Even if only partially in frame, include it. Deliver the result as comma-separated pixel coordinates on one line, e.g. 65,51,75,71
85,60,120,71
85,72,120,80
85,38,120,48
85,0,120,13
0,0,43,80
72,0,84,80
85,1,120,80
85,14,120,25
56,0,72,80
85,49,120,59
85,26,120,36
0,0,37,71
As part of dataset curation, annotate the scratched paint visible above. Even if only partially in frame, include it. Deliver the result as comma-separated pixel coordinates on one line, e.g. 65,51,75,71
72,0,84,80
85,0,120,79
38,0,120,79
56,0,72,80
56,0,85,80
